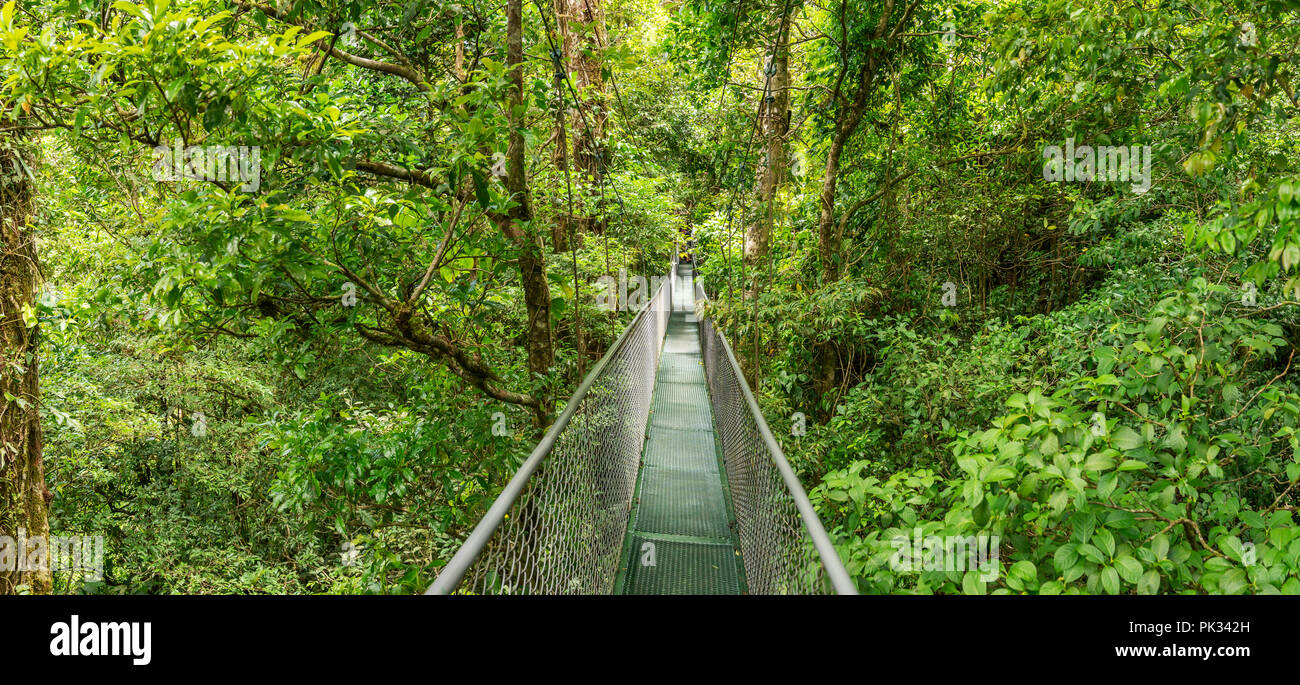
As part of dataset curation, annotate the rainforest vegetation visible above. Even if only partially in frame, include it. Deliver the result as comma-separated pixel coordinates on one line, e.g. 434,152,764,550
3,0,1300,595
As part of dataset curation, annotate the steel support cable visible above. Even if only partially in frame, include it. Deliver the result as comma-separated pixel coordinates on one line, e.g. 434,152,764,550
710,2,790,309
531,0,631,221
692,0,746,281
716,71,767,308
704,0,749,173
545,34,585,378
532,0,631,338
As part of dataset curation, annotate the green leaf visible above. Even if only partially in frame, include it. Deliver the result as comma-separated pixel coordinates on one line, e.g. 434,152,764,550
1137,569,1160,595
110,1,144,19
985,466,1017,482
1151,534,1169,561
1219,536,1245,563
1094,528,1116,558
1078,543,1105,564
1054,544,1078,573
1143,317,1167,339
297,30,333,48
1112,426,1144,450
1048,488,1069,515
165,76,187,102
1083,452,1115,472
1101,566,1120,594
1218,568,1248,595
473,172,489,208
1115,555,1142,584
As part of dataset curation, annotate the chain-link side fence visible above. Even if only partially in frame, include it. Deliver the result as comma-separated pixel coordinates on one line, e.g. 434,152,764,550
427,276,672,595
695,279,857,595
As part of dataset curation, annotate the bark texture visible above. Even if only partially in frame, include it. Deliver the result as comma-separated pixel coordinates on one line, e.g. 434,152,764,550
0,129,52,595
555,0,608,234
503,0,555,418
744,7,791,270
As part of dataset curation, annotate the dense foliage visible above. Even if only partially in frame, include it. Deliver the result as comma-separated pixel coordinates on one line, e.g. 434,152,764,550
3,0,1300,594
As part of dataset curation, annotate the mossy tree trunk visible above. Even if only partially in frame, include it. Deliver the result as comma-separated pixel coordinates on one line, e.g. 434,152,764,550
0,128,52,595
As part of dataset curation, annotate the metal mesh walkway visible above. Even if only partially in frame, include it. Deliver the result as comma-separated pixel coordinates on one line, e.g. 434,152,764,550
615,271,744,594
425,259,856,595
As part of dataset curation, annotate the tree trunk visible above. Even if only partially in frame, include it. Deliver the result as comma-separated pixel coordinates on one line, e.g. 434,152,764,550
811,67,872,411
556,0,608,234
503,0,554,422
549,7,573,253
742,8,792,390
815,79,871,284
812,0,920,408
0,129,52,595
815,0,920,283
744,7,791,272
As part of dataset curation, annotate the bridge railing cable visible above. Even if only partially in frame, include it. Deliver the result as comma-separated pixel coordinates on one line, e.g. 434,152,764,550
693,276,858,595
426,272,673,594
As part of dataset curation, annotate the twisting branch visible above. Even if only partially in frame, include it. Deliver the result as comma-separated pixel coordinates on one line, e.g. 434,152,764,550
230,0,432,92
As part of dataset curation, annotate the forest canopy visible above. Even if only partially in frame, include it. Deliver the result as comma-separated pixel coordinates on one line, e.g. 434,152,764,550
3,0,1300,595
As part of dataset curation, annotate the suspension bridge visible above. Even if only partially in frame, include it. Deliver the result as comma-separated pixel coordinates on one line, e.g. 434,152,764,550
426,261,855,595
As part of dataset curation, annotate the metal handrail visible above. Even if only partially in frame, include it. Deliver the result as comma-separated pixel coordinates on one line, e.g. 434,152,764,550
426,256,856,595
427,274,671,595
694,279,857,595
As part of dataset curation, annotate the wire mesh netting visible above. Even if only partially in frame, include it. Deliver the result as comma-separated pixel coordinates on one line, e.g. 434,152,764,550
695,279,831,595
430,263,849,595
451,279,672,595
